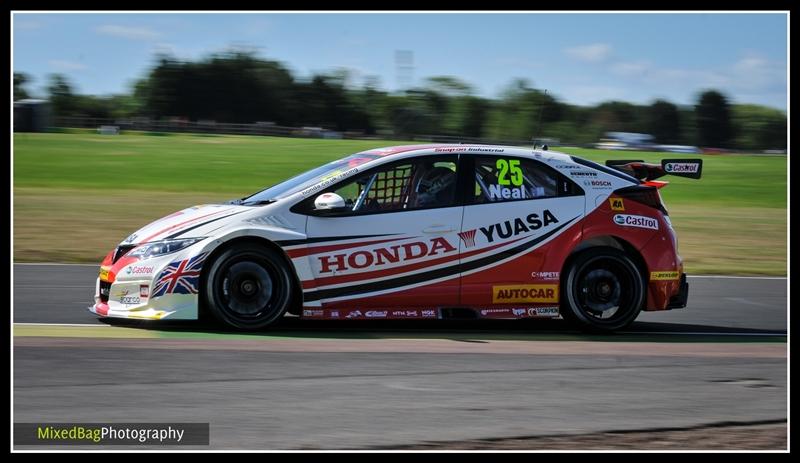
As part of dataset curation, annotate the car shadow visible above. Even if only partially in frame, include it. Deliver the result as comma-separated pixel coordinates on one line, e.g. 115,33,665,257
97,316,786,343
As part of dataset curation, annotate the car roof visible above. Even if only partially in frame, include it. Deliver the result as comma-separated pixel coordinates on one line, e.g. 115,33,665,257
357,143,574,164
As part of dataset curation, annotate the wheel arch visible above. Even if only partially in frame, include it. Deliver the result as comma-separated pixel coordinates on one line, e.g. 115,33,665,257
561,235,649,301
200,235,304,316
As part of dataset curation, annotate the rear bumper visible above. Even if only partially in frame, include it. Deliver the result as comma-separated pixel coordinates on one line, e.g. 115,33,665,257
666,273,689,309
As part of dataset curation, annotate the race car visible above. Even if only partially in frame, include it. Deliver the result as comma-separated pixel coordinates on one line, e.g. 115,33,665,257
90,144,701,332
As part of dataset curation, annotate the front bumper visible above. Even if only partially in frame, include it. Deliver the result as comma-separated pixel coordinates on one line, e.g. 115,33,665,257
666,273,689,309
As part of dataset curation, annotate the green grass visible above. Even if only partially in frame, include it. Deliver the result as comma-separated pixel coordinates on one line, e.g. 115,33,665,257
12,133,787,275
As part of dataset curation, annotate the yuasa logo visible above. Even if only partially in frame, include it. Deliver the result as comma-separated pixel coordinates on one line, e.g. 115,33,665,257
318,237,456,273
664,162,699,173
480,210,559,243
613,214,659,230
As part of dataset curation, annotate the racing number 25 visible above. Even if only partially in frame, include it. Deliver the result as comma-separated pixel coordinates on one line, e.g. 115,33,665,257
497,159,523,186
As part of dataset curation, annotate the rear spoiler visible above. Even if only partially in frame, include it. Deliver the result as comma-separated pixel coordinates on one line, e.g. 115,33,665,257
605,159,703,181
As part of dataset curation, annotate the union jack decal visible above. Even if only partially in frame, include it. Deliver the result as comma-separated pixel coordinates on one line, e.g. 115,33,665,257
458,229,477,248
151,252,208,298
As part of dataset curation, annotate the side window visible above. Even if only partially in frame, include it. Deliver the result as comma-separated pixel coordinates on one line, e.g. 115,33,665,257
325,157,459,214
472,156,571,204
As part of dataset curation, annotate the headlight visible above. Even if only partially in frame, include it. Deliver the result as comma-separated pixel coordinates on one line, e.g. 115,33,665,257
128,238,205,260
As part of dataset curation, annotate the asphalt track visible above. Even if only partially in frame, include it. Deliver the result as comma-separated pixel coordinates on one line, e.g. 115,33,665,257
13,264,787,450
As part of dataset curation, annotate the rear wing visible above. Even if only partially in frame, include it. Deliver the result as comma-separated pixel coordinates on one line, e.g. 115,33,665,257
605,159,703,181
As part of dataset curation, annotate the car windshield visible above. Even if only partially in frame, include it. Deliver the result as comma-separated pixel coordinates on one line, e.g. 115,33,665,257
240,153,381,205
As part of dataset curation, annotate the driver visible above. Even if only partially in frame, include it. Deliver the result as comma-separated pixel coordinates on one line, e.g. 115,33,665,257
412,163,457,208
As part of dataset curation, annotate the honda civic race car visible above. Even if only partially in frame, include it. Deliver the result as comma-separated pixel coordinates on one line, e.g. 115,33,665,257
91,144,701,332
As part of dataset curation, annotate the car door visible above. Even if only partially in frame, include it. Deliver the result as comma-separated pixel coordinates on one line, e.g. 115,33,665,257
301,154,464,311
459,154,585,307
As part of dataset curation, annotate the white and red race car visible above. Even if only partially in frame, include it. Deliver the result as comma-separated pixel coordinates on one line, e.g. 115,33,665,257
91,144,701,332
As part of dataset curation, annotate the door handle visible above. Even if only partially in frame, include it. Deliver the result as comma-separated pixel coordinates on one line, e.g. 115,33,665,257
423,225,454,234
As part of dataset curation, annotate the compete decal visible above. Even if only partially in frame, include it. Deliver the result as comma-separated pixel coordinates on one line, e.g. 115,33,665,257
613,214,659,230
151,252,208,297
492,285,559,303
650,271,680,280
530,271,559,281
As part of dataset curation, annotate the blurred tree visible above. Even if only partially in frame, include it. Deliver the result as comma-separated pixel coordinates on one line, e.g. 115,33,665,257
47,74,78,117
732,104,787,151
14,73,31,100
695,90,733,148
647,99,681,144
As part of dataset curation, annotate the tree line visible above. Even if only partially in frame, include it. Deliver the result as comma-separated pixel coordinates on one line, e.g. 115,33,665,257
14,51,787,150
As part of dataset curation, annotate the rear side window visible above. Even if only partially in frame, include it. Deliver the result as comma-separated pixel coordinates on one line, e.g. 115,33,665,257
471,156,581,204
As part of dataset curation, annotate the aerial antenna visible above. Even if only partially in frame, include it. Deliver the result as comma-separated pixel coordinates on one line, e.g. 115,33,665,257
531,89,548,150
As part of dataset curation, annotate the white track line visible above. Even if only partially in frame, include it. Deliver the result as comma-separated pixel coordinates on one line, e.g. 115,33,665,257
689,275,787,280
622,331,786,336
13,263,99,267
14,323,108,327
13,322,786,336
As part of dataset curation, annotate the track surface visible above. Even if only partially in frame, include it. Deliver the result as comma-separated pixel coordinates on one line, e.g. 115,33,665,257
13,264,787,450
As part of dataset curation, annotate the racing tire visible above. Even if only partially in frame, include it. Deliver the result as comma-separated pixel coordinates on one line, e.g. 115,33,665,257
561,247,645,333
203,244,294,330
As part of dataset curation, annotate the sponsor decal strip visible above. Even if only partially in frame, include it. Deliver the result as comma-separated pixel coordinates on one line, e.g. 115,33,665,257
479,307,560,319
301,308,439,320
302,217,577,302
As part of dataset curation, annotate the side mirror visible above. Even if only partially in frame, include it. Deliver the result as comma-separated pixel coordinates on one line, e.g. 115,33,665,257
314,192,346,211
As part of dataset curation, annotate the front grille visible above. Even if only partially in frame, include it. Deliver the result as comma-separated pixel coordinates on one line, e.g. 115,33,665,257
99,280,111,303
113,244,137,263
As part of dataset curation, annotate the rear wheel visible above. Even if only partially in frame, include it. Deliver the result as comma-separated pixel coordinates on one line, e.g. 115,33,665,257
561,247,645,332
203,244,293,330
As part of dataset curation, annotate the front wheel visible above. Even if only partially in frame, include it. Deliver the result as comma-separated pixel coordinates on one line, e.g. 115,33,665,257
203,244,294,330
561,247,645,333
